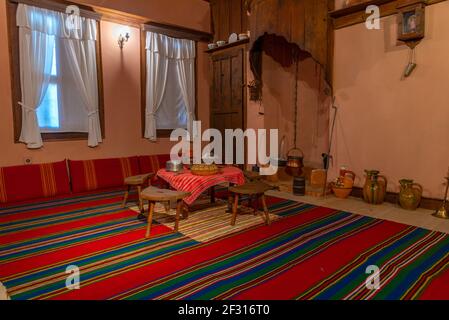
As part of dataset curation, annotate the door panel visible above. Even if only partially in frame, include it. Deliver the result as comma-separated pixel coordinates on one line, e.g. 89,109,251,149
210,47,245,164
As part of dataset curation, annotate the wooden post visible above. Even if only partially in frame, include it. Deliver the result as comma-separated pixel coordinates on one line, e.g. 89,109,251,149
231,194,239,226
145,202,155,238
261,195,271,226
122,185,131,208
175,200,183,233
137,185,143,213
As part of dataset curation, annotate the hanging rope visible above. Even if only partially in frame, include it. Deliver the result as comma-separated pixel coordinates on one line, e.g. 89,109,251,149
293,59,299,149
313,65,322,149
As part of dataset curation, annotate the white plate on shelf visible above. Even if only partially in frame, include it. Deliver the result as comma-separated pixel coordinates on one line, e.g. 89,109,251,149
228,33,238,43
208,43,218,50
239,33,249,40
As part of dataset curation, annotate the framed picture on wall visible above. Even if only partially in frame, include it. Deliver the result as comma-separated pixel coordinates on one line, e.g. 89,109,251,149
397,3,425,42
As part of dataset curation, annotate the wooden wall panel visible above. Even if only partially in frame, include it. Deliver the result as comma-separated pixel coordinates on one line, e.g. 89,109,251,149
247,0,333,83
210,0,248,42
291,2,306,52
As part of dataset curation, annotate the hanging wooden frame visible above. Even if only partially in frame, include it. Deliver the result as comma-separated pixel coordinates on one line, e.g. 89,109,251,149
397,3,425,43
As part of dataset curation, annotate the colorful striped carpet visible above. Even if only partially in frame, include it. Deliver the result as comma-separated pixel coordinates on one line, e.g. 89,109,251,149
129,199,280,243
0,189,448,300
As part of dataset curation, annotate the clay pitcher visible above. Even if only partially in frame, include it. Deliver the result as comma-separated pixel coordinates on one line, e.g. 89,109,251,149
399,179,423,211
363,170,388,205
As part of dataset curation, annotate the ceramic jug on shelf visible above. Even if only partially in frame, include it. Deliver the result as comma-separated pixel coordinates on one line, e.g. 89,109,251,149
399,179,423,211
363,170,388,205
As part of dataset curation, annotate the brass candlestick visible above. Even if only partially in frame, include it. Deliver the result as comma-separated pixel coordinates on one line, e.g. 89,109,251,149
433,177,449,220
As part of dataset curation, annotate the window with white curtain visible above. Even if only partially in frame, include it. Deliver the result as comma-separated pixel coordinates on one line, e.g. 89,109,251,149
144,31,196,141
15,3,102,149
35,30,89,134
37,44,59,130
155,59,188,130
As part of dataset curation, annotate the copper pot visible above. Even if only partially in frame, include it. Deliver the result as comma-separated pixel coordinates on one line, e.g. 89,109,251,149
166,160,183,172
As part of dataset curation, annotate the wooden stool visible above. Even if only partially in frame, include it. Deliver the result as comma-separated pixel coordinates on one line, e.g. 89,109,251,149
123,173,154,213
243,171,265,182
229,182,274,227
140,187,190,238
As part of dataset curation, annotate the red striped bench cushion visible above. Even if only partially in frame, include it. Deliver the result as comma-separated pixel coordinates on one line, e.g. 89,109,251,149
138,154,171,175
138,154,171,185
69,157,140,193
0,160,70,204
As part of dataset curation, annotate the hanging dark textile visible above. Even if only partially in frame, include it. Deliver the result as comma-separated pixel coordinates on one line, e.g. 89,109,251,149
249,33,310,102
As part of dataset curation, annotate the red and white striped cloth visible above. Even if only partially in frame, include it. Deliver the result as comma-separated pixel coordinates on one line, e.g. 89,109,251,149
157,167,245,205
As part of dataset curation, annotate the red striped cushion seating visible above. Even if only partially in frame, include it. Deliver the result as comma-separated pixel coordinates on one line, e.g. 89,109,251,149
69,157,140,193
138,154,170,175
138,154,171,174
0,160,70,204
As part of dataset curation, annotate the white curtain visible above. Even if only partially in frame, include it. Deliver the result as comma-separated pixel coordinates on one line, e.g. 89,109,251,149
18,26,54,149
16,4,100,148
176,58,196,138
62,39,102,147
145,33,169,141
16,4,97,40
145,32,196,141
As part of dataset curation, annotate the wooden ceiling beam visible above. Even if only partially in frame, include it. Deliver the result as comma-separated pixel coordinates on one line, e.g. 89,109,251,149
330,0,446,29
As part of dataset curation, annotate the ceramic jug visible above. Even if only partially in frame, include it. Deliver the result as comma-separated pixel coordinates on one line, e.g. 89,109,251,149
363,170,388,205
399,179,423,211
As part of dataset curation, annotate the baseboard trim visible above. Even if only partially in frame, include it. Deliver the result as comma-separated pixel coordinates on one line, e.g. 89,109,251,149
351,187,443,211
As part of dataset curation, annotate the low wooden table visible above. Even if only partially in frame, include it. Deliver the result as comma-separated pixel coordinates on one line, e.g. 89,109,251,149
243,171,264,182
157,166,246,217
229,182,274,226
123,173,154,213
140,187,190,238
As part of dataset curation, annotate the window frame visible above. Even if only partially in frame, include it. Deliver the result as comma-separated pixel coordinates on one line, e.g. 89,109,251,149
140,23,211,139
6,0,105,143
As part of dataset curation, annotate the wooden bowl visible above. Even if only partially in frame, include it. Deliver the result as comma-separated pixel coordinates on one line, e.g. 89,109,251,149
332,186,353,199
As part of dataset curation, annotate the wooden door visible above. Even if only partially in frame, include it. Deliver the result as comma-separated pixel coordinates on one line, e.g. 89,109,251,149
210,46,245,164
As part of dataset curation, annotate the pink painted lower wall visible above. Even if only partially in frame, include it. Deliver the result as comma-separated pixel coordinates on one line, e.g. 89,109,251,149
0,0,210,167
331,1,449,198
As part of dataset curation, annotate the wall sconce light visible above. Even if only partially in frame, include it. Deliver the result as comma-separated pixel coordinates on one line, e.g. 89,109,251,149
118,32,130,49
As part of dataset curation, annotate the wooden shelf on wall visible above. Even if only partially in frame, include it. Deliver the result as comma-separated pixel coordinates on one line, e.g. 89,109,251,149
205,38,249,53
330,0,393,19
330,0,446,29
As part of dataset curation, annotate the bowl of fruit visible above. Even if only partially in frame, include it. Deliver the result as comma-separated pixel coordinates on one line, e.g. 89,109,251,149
190,164,220,176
